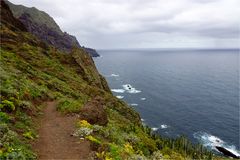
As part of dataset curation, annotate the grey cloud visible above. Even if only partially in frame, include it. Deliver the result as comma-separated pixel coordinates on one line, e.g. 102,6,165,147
10,0,240,48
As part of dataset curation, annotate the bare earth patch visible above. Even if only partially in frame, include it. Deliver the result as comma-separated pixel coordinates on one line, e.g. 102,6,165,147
33,101,91,160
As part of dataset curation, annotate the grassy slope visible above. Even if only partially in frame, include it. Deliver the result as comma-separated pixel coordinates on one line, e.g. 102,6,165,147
0,7,227,160
0,24,144,159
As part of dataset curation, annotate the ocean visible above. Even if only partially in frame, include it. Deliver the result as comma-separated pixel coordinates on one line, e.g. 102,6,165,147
93,49,239,155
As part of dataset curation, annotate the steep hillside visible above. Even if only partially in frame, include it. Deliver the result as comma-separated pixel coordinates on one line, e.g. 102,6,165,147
5,0,61,33
5,0,100,57
0,1,223,159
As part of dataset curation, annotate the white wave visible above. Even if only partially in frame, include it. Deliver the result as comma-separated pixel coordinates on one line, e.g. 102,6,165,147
141,98,146,101
122,84,141,94
110,74,119,77
193,132,224,149
152,127,159,131
160,124,168,129
129,90,141,94
130,103,138,106
116,95,124,99
193,132,240,156
141,118,145,122
111,89,125,93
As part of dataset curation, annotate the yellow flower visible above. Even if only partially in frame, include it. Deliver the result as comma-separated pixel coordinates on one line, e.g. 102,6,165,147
124,143,134,154
77,120,91,128
96,151,105,159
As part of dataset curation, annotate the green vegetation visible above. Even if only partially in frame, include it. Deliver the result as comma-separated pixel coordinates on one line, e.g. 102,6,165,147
57,98,85,113
0,23,112,159
0,97,38,159
72,114,213,159
0,100,15,111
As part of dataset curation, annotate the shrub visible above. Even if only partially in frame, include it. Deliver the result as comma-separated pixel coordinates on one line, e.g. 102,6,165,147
22,131,36,140
92,124,103,132
18,101,32,110
0,124,36,159
0,100,15,111
57,98,84,113
0,112,11,123
86,135,101,145
96,151,107,159
108,143,121,160
124,143,134,154
15,110,32,127
72,128,93,138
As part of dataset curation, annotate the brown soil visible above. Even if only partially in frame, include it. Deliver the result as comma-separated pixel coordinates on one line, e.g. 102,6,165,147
33,101,91,160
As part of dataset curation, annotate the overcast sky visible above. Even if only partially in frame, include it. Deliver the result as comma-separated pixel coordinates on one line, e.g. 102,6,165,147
10,0,240,49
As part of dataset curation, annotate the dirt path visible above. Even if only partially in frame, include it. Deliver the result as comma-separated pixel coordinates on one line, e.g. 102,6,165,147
33,101,91,160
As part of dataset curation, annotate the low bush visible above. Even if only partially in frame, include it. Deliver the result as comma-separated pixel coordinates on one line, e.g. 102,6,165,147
57,98,84,113
0,112,11,123
0,100,15,111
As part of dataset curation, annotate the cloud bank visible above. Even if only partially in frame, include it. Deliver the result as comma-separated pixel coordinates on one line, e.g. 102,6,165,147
10,0,240,48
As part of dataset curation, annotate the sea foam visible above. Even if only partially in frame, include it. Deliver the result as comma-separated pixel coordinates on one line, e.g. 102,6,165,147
193,132,240,156
111,89,125,93
116,95,124,99
123,84,141,94
160,124,168,129
130,103,138,106
151,127,159,131
110,74,119,77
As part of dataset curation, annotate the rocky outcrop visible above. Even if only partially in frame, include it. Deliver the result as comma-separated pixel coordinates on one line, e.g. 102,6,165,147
5,0,61,33
0,0,27,32
71,48,110,92
216,146,240,159
5,0,100,57
0,0,49,51
18,12,80,52
82,47,100,57
79,97,108,126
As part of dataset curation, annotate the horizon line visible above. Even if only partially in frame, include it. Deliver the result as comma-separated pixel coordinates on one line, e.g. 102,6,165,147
95,47,240,50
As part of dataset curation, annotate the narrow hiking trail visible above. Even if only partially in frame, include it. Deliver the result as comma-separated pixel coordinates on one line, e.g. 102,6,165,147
33,101,91,160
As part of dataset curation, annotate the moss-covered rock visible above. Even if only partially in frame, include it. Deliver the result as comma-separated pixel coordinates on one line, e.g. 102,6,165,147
79,96,108,126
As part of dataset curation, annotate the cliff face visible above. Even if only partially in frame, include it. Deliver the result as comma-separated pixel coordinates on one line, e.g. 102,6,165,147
71,48,110,91
5,0,100,57
5,0,62,33
82,47,100,57
17,12,81,53
0,0,27,32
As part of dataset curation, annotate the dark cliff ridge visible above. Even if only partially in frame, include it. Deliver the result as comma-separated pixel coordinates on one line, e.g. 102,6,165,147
5,0,100,57
82,47,100,57
18,12,81,52
0,0,27,32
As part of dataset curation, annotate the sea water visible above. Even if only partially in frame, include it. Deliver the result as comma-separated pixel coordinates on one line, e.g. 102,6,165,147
94,49,239,155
